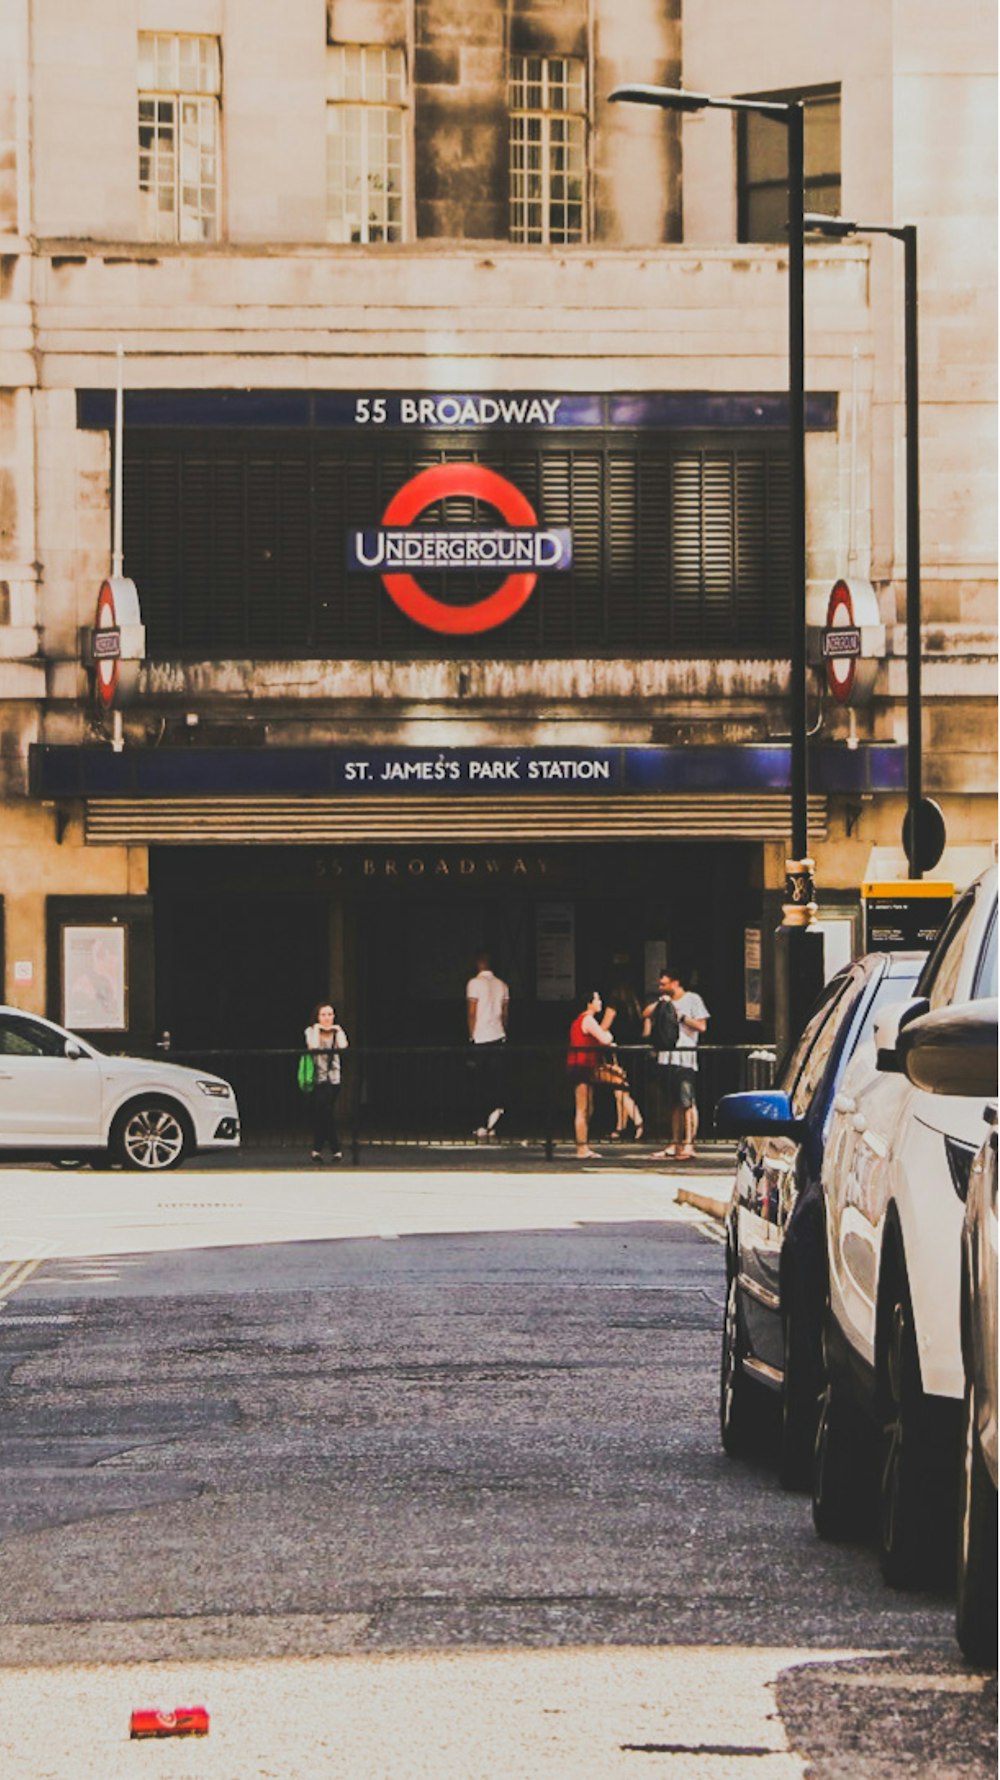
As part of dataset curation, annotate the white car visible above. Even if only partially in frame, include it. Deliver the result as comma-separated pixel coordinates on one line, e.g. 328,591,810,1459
898,997,998,1664
813,866,998,1587
0,1006,240,1170
959,1100,998,1664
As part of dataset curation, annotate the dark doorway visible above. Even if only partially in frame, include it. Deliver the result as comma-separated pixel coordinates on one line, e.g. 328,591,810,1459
152,870,328,1049
151,841,762,1051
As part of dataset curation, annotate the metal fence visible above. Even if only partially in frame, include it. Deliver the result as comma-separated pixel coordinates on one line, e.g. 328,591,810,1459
162,1042,776,1158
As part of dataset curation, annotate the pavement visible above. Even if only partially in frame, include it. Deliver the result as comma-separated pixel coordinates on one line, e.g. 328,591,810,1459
0,1159,730,1275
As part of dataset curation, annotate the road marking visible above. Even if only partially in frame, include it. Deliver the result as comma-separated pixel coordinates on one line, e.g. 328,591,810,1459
0,1256,48,1308
821,1671,990,1694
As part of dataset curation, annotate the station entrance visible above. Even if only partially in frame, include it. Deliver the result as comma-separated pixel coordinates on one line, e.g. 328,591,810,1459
150,840,765,1052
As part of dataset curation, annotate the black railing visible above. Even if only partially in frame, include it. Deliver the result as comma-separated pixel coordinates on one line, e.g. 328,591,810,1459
161,1042,775,1158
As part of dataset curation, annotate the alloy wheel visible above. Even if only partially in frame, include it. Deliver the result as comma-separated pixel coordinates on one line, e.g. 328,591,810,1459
720,1269,755,1456
120,1105,186,1170
880,1300,908,1564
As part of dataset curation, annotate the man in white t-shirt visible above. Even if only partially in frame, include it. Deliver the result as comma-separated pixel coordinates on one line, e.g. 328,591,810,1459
643,970,710,1161
466,952,509,1138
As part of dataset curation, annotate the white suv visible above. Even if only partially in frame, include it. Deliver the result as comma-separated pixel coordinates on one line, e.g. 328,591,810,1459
813,866,998,1586
0,1007,240,1170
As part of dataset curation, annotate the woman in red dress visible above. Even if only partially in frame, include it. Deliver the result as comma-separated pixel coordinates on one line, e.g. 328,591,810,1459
566,989,615,1160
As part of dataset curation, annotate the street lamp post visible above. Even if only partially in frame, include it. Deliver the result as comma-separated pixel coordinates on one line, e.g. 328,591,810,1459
805,215,925,879
610,84,824,1055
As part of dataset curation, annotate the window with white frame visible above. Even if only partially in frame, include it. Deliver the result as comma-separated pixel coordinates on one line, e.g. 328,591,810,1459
327,45,406,244
508,55,586,245
138,33,220,243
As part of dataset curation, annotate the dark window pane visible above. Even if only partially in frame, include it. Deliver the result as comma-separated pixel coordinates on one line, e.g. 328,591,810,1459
805,97,840,179
745,184,789,243
745,111,788,182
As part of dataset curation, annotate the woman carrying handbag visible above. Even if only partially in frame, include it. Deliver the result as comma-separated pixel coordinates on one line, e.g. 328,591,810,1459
566,989,615,1160
302,1001,349,1162
601,983,645,1141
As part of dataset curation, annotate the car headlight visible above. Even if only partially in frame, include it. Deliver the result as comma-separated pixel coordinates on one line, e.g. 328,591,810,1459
197,1079,233,1098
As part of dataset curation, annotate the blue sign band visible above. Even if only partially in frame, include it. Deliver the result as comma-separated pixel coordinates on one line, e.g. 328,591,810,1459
31,743,908,799
78,390,839,433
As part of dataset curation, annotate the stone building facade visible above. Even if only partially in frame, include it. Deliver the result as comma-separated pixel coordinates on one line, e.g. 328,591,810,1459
0,0,995,1053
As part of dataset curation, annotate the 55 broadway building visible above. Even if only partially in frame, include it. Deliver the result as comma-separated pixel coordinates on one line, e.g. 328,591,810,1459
0,0,995,1052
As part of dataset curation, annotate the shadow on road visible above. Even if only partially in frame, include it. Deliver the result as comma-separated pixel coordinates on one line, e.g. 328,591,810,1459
775,1650,998,1779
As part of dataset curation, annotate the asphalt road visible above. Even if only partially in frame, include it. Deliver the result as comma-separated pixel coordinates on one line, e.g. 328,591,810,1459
0,1163,994,1778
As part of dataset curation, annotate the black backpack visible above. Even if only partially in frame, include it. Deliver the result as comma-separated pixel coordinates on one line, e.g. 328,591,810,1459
650,996,680,1052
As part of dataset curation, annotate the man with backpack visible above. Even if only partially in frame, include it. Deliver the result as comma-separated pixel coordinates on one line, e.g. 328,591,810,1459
643,971,710,1160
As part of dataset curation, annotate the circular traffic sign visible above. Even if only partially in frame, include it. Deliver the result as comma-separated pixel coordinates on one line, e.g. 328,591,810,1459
380,463,541,636
902,796,947,874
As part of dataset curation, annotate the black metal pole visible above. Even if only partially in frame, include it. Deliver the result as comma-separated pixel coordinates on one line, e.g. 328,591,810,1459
787,102,809,863
773,101,823,1059
902,225,922,877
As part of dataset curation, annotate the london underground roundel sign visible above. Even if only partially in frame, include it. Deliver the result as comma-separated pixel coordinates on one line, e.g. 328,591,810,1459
94,579,124,708
354,463,571,636
91,576,143,709
823,578,863,704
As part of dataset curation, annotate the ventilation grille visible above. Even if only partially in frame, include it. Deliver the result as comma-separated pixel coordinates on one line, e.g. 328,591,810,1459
85,794,828,846
123,433,793,658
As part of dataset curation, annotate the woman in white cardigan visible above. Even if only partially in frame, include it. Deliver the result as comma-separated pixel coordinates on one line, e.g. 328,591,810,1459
305,1001,349,1162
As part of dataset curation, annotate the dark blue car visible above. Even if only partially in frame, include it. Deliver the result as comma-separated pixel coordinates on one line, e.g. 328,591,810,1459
715,950,925,1488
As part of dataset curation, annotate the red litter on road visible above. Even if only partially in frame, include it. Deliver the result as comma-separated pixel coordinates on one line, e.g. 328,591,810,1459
130,1707,210,1739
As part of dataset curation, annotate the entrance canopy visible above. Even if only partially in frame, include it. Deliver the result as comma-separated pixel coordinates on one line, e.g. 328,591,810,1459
31,738,903,846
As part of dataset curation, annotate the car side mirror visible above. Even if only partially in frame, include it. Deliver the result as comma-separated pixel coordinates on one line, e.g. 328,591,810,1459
898,999,998,1098
714,1089,804,1140
874,997,929,1074
64,1040,85,1060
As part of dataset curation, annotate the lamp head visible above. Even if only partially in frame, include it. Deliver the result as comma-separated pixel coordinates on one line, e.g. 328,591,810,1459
608,83,710,113
803,213,859,238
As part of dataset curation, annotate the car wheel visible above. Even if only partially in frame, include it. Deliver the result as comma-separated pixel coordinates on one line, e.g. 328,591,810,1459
720,1269,760,1457
956,1369,998,1665
778,1297,821,1492
878,1265,947,1588
112,1101,190,1172
812,1376,869,1540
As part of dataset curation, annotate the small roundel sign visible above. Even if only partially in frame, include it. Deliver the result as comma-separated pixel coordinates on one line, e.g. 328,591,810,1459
94,580,123,708
823,579,863,704
91,577,142,709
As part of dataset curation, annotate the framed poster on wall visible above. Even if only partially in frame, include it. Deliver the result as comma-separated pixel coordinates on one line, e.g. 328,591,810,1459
535,903,575,1001
62,924,127,1030
744,927,763,1022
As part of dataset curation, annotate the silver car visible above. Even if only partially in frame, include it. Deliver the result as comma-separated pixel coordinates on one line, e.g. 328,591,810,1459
0,1006,240,1170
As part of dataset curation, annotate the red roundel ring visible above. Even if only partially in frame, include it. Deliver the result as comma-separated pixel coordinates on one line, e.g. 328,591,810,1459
380,462,540,635
95,580,119,708
825,578,857,705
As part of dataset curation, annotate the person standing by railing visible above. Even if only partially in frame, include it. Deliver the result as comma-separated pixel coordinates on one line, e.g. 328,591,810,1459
567,989,615,1160
644,971,710,1161
466,950,509,1139
304,1002,349,1163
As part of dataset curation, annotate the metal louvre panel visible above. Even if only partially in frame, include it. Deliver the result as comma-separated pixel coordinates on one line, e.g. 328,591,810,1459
123,431,795,659
85,795,828,845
